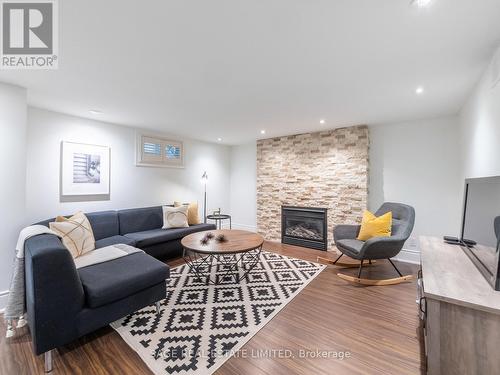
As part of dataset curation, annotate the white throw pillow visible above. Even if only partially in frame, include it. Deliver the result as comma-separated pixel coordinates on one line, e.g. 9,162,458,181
49,211,96,258
162,205,189,229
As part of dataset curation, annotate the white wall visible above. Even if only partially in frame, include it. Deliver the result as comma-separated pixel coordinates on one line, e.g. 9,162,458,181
369,117,463,262
459,46,500,179
25,107,231,222
0,83,27,309
229,143,257,231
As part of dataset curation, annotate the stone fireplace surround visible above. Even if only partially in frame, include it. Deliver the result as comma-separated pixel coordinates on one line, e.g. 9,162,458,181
256,125,369,249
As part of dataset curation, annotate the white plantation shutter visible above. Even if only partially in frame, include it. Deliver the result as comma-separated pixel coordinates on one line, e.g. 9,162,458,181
165,144,181,160
137,134,184,167
143,142,161,155
141,136,163,164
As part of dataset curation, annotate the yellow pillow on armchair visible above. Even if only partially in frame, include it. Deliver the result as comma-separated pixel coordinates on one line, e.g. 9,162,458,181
357,210,392,241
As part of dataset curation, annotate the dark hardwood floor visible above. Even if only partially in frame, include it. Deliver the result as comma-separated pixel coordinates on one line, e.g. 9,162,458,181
0,241,424,375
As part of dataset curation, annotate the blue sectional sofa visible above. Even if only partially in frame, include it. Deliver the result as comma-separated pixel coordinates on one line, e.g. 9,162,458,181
26,205,216,369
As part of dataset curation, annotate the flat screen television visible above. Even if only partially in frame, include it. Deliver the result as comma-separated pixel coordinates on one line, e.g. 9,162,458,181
461,176,500,290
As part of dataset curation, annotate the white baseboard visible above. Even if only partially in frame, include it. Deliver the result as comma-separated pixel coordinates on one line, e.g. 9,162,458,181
221,222,258,232
393,248,420,264
0,290,9,314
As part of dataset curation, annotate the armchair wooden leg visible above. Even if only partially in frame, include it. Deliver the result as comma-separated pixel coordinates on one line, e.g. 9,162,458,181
337,273,414,286
317,252,342,264
337,258,413,286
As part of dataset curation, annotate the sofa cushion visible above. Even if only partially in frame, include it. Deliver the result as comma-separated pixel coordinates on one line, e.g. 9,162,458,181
78,253,169,308
118,206,163,235
86,211,120,240
95,235,136,249
124,223,216,248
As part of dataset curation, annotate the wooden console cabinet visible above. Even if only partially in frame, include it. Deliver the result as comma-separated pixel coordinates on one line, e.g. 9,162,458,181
419,237,500,375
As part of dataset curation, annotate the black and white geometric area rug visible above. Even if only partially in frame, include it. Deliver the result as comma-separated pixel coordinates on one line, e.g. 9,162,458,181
111,251,325,375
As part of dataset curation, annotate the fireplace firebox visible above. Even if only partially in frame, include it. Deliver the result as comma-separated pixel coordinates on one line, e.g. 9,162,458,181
281,206,328,250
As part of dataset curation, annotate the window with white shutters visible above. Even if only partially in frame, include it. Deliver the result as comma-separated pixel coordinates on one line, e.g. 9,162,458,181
136,134,184,168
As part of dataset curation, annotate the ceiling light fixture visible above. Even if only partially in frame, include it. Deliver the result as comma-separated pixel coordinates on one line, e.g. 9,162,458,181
416,86,425,95
411,0,432,9
319,119,326,125
260,130,266,135
217,137,222,142
89,109,103,115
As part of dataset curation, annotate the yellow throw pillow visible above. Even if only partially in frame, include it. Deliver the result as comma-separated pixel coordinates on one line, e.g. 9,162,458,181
49,211,96,258
174,201,201,225
357,210,392,241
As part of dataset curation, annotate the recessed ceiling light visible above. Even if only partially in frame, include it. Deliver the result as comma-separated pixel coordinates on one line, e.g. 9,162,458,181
260,130,266,135
416,86,425,95
319,119,326,125
411,0,432,9
217,137,222,142
89,109,103,115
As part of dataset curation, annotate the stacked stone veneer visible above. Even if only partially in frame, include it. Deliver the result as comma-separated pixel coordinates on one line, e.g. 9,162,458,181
256,125,369,248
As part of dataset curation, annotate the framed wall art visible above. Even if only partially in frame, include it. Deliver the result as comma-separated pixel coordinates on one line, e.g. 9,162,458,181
61,141,110,196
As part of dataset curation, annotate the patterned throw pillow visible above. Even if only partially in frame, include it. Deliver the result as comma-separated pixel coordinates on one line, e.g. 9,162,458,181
162,205,189,229
173,201,201,225
49,211,96,258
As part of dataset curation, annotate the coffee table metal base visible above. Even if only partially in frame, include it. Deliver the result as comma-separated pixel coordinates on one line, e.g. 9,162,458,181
183,246,262,285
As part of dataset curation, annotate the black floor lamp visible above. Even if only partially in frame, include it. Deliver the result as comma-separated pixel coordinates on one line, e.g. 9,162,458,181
201,171,208,223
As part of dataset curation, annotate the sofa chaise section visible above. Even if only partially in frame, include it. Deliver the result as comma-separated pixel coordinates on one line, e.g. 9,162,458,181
78,252,168,309
24,233,169,357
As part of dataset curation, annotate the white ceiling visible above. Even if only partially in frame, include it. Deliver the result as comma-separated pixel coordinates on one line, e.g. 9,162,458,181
1,0,500,144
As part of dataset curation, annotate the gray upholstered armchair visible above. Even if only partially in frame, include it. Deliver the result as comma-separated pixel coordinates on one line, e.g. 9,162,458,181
328,202,415,285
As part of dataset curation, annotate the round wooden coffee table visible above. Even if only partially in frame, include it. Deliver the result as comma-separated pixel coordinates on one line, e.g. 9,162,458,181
181,229,264,284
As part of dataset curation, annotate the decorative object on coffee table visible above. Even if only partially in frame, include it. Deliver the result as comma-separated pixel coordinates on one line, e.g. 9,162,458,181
181,229,263,284
200,235,210,246
206,211,232,229
215,233,227,243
